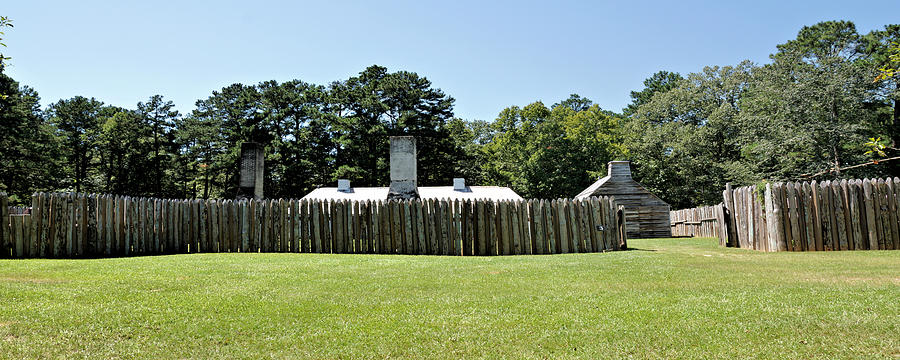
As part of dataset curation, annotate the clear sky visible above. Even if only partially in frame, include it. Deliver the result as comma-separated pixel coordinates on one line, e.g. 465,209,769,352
3,0,898,120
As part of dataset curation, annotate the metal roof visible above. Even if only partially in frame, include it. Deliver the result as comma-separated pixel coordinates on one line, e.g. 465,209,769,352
575,176,611,199
302,186,523,201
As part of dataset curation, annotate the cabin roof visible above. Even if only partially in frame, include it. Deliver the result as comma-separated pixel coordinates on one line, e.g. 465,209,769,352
575,174,669,206
302,186,523,201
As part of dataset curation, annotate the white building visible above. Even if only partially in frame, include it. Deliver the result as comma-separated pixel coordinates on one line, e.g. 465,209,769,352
301,136,523,202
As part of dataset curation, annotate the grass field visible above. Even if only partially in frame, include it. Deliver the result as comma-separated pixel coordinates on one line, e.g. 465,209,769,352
0,238,897,359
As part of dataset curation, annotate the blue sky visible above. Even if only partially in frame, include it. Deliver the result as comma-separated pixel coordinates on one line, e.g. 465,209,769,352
3,0,898,120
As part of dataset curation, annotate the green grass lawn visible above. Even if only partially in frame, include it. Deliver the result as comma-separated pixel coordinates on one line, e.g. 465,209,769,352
0,238,897,359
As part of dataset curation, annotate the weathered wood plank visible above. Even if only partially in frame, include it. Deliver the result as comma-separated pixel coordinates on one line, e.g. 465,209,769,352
65,193,76,257
566,199,579,253
464,200,475,256
839,180,854,250
211,200,221,253
847,181,862,250
12,214,24,258
605,196,616,251
881,179,896,250
832,183,848,251
871,179,884,250
28,194,40,257
770,185,786,251
578,200,590,253
0,192,7,258
892,178,900,250
334,200,345,254
389,200,401,254
764,185,776,252
383,200,393,254
311,200,321,253
556,200,569,254
787,183,803,251
343,200,353,253
585,198,597,252
879,180,892,250
511,200,522,255
546,200,557,254
423,199,434,255
301,200,311,253
498,201,510,255
862,179,877,249
239,200,249,252
440,199,450,255
453,201,463,256
42,193,53,257
292,200,301,253
522,200,533,255
818,182,833,250
533,200,545,255
723,184,737,247
403,200,414,255
137,197,146,255
475,200,486,256
412,200,429,255
351,200,363,254
809,181,823,251
589,197,603,251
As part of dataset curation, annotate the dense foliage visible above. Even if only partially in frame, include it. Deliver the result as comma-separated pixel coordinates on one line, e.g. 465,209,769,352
1,21,898,207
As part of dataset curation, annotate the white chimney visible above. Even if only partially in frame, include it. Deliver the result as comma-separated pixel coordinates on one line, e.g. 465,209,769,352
387,136,419,199
453,178,466,191
337,179,351,192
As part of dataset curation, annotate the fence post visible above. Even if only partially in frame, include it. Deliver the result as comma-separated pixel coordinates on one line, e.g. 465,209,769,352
770,184,787,251
723,183,737,247
893,178,900,250
764,183,777,252
617,204,627,250
1,192,8,258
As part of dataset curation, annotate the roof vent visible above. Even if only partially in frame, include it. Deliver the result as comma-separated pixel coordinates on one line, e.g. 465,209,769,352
453,178,466,191
337,179,351,192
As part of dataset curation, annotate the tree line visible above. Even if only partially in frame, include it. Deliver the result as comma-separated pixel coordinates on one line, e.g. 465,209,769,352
1,20,898,208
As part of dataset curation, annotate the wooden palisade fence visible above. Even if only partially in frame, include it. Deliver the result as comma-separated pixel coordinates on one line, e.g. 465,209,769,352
722,178,900,251
1,192,627,258
669,205,726,240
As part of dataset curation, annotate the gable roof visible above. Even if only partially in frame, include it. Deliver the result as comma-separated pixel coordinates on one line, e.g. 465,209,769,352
575,176,611,199
575,174,669,206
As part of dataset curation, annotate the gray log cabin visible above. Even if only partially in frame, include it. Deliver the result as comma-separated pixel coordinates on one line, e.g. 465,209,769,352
576,161,671,239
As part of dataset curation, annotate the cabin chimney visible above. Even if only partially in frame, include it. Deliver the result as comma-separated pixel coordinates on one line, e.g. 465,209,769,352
237,142,264,200
337,179,351,192
387,136,419,200
608,161,632,179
